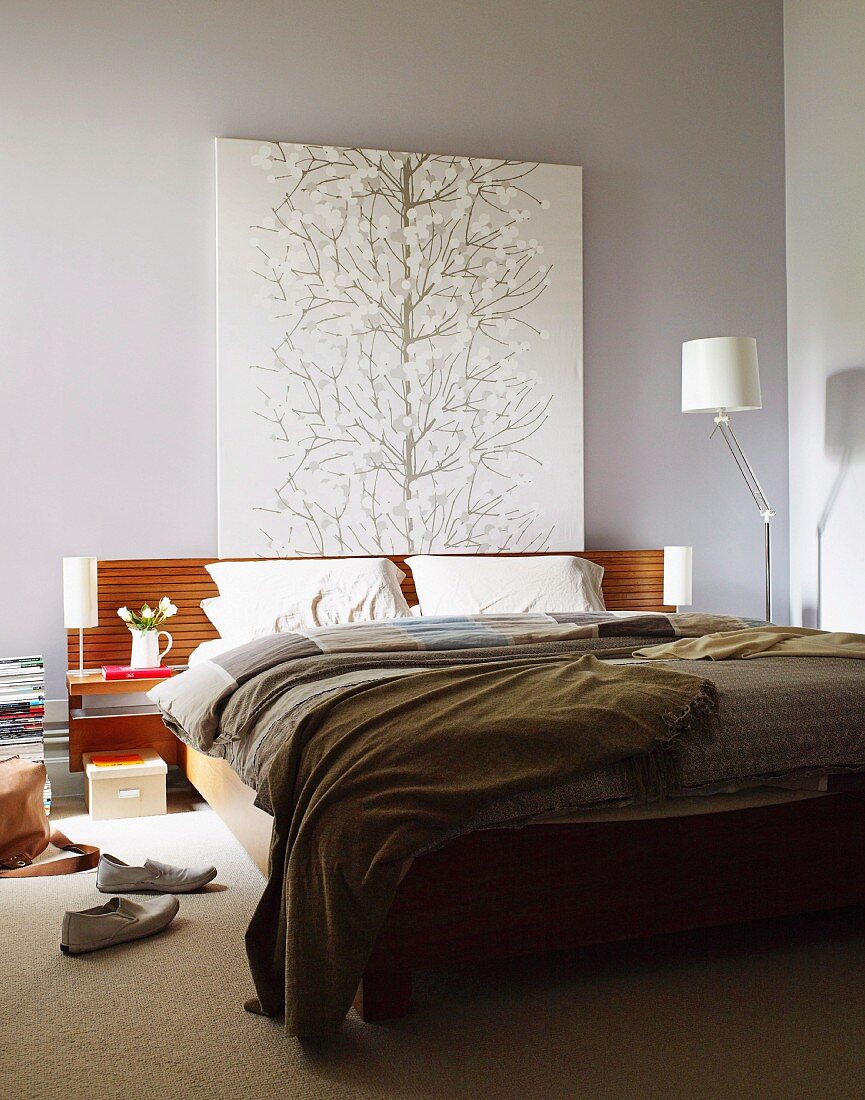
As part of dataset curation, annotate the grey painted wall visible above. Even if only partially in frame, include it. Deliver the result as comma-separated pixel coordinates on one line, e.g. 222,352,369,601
785,0,865,629
1,0,788,697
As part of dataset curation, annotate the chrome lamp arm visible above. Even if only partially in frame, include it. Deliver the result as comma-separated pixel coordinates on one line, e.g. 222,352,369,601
710,412,775,620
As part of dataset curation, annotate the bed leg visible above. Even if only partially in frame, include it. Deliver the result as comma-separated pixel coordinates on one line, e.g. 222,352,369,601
354,964,412,1022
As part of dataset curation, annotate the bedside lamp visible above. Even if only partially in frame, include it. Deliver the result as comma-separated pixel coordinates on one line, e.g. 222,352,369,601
664,546,693,611
682,337,775,620
63,557,98,672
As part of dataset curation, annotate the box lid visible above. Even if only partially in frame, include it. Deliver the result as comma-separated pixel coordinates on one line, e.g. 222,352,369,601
84,747,168,780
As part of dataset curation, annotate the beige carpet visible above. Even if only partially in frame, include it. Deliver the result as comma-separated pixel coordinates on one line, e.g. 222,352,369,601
4,795,865,1100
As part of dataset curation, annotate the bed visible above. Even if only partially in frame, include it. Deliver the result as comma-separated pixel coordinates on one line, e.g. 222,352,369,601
68,552,865,1033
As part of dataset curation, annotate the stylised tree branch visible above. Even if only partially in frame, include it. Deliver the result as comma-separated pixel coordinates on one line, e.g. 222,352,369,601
247,144,560,554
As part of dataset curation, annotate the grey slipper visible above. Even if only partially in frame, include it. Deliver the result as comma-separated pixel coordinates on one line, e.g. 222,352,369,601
96,853,217,894
61,895,179,955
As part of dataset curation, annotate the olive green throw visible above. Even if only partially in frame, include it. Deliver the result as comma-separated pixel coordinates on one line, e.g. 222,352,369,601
244,654,717,1037
635,626,865,662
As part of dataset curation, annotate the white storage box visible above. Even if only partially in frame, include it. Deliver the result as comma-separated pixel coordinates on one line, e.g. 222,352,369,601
83,748,167,821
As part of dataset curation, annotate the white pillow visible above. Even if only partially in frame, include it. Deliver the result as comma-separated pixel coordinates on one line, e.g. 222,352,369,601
200,596,253,642
405,555,605,616
187,637,240,667
203,557,410,639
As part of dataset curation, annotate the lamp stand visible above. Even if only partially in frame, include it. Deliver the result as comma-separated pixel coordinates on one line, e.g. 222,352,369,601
711,412,775,621
78,626,84,674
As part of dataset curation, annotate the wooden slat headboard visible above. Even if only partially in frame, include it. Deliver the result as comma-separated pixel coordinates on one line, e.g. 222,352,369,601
68,551,671,670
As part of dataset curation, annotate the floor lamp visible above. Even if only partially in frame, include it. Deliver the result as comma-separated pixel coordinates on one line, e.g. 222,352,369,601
681,337,775,621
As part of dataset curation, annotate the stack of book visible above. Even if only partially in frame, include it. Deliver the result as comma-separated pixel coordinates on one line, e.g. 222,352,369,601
0,654,50,813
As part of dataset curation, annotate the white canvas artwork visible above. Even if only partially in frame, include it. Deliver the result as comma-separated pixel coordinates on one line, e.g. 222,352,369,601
216,139,583,556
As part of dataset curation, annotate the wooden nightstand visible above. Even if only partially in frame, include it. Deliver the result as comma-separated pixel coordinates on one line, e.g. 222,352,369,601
66,671,180,772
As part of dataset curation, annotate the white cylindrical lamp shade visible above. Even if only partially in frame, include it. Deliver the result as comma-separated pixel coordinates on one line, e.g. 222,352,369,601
664,546,693,608
63,557,99,628
682,337,762,413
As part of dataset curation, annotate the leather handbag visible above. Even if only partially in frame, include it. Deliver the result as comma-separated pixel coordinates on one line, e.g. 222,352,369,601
0,757,99,878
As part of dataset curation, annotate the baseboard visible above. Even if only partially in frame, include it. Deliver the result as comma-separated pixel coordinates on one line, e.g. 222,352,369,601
45,698,68,725
42,695,79,797
44,735,84,799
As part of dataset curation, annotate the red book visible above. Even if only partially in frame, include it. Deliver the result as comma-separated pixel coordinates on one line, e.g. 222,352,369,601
100,665,174,681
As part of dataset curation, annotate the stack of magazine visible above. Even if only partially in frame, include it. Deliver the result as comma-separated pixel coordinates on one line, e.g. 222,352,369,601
0,654,50,813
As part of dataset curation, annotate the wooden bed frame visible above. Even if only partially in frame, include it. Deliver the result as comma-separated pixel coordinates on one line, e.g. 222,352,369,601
68,553,865,1023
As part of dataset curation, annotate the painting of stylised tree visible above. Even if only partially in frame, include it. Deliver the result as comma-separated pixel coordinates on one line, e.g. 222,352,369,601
217,140,583,556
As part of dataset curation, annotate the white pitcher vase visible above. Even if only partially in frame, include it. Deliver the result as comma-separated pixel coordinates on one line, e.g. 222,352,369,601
129,628,172,669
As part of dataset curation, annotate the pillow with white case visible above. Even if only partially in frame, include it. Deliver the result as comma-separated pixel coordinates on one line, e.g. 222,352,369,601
405,555,605,616
200,597,253,643
202,557,410,640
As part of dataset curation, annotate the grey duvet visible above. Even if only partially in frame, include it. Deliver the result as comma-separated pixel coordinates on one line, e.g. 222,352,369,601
152,612,865,822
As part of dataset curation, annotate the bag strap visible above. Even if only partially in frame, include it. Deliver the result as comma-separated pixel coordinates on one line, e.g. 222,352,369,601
0,830,100,879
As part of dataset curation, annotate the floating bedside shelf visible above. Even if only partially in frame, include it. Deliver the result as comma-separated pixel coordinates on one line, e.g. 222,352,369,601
66,670,178,773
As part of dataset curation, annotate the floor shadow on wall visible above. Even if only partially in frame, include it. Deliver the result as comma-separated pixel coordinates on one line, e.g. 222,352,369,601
813,367,865,627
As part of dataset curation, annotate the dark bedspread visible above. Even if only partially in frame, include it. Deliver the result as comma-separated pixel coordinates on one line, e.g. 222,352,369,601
148,612,865,1036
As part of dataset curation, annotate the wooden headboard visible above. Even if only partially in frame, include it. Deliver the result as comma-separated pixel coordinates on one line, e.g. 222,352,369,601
67,551,671,670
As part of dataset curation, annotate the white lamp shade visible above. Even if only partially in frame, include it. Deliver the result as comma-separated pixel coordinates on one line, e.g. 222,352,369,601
63,557,99,628
682,337,762,413
664,546,693,607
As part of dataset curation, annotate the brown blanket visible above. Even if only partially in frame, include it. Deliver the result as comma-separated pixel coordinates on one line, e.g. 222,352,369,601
244,654,716,1037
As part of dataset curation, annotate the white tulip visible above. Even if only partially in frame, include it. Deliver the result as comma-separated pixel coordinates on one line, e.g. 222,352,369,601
165,603,178,618
158,596,171,611
117,606,132,622
141,604,152,618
